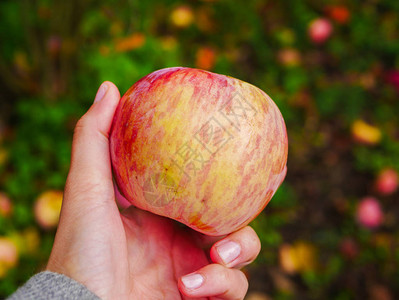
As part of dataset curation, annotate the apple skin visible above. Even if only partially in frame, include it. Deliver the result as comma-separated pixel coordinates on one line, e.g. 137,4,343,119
110,67,288,236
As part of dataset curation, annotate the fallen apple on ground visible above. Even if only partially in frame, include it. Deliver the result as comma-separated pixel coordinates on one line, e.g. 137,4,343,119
375,168,398,196
356,197,383,229
0,192,12,217
34,190,63,230
308,18,333,44
110,67,288,236
0,237,18,278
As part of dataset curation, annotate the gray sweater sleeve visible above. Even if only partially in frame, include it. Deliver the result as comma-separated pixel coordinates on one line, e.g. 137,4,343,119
8,271,101,300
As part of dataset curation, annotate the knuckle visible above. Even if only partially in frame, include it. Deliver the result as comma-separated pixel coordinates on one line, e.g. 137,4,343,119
212,263,229,282
74,114,94,136
216,269,248,300
73,118,87,138
220,266,230,283
75,114,87,128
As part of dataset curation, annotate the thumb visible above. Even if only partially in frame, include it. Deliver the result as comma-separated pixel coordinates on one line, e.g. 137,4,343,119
64,81,121,212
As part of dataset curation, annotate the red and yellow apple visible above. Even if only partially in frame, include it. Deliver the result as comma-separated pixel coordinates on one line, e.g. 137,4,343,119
308,18,333,44
375,168,398,196
195,47,216,70
110,67,288,236
277,48,301,67
279,241,317,274
351,119,381,145
0,192,12,217
356,197,383,229
34,190,63,230
0,237,18,278
326,5,350,24
170,6,194,28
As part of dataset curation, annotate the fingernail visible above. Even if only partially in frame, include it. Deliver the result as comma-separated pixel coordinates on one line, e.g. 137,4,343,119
181,273,204,290
216,240,241,264
94,82,108,103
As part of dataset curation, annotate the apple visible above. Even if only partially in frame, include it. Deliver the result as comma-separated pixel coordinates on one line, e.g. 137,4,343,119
375,168,398,195
195,47,216,70
34,190,63,229
356,197,383,229
278,241,317,274
46,35,62,57
278,244,297,274
22,228,40,254
0,237,18,278
0,192,12,217
326,5,350,24
386,70,399,93
170,6,194,28
0,148,8,167
369,284,392,300
245,292,272,300
277,48,301,67
115,33,146,53
351,119,381,145
339,237,358,260
308,18,333,44
110,67,288,236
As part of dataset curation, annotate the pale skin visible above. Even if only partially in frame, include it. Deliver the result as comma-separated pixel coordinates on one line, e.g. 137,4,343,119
46,82,262,300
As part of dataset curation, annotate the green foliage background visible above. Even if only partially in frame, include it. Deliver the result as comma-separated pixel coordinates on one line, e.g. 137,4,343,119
1,0,399,298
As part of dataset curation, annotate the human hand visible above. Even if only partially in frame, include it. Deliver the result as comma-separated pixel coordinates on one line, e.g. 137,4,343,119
46,82,261,299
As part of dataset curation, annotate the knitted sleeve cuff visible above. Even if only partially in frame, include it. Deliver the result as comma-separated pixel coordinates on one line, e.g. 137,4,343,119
8,271,101,300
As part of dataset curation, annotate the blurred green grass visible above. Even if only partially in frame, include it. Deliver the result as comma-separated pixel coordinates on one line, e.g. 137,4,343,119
1,0,399,298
